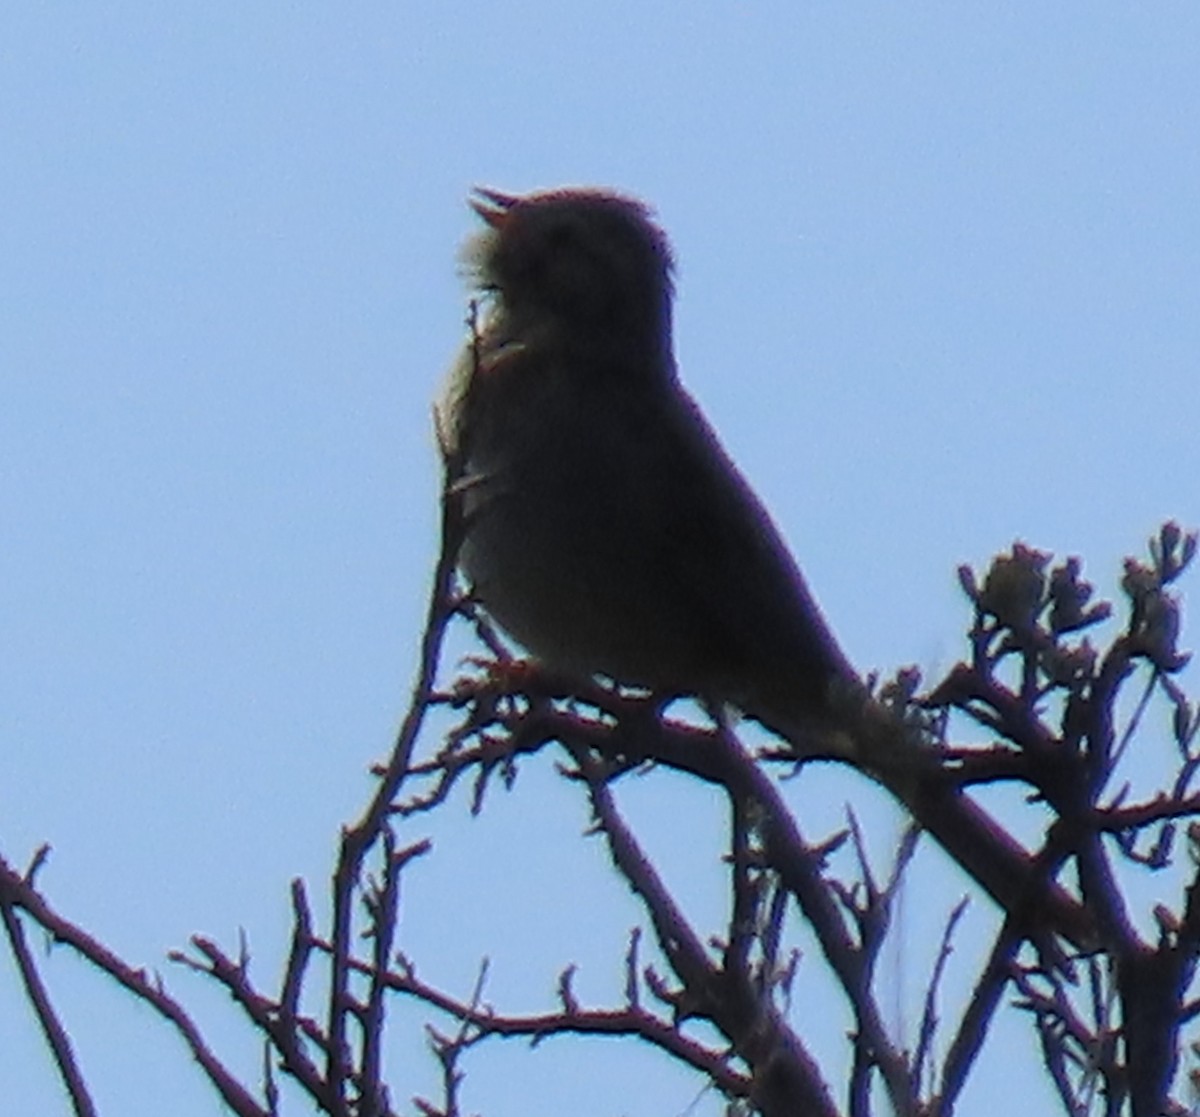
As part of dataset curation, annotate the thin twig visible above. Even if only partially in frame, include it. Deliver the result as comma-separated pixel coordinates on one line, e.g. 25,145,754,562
0,893,97,1117
0,856,266,1117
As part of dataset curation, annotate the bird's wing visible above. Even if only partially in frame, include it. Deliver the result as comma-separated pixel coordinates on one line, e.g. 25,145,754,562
569,377,857,720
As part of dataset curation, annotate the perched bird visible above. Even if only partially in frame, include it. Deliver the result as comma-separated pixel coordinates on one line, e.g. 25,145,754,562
437,186,856,748
435,186,1092,948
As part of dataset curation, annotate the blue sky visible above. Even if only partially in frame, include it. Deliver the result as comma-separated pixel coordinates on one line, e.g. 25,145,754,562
2,6,1198,1116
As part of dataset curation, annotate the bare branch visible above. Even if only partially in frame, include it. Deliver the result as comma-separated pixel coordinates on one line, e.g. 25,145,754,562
0,855,267,1117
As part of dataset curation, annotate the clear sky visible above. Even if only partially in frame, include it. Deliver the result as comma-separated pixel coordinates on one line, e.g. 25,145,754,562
1,6,1198,1116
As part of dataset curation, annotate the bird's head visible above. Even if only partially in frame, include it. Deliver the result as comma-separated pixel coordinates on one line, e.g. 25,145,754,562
464,187,675,353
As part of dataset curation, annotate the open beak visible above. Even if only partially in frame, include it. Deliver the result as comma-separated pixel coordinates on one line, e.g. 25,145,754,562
470,186,519,229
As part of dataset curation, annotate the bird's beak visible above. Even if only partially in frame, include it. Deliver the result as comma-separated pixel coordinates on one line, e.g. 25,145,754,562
470,187,519,229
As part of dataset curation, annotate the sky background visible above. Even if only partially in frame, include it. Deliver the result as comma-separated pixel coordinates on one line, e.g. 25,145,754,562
2,5,1198,1116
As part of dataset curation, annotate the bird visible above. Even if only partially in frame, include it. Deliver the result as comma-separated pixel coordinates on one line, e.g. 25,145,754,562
435,186,1093,948
437,186,855,748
